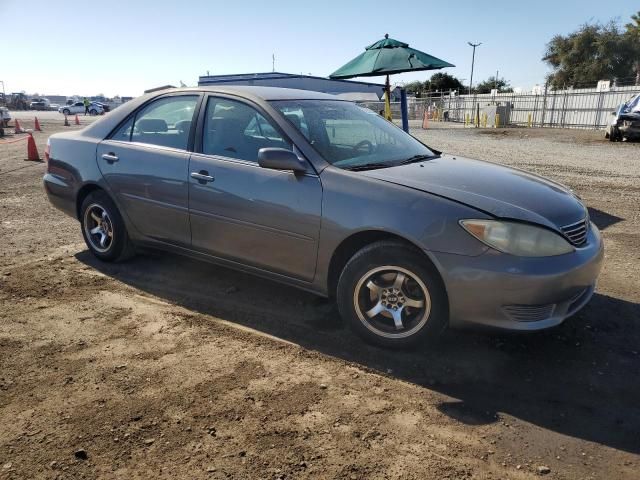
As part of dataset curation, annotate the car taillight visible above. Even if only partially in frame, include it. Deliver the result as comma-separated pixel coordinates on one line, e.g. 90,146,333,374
44,139,51,164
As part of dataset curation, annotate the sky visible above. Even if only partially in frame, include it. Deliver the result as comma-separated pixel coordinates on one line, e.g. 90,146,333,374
1,0,637,98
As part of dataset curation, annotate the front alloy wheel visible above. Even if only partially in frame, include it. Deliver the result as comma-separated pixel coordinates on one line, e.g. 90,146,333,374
354,266,431,339
337,241,448,348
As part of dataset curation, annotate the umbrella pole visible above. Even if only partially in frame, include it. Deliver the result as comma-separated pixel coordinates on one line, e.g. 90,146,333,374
384,74,392,121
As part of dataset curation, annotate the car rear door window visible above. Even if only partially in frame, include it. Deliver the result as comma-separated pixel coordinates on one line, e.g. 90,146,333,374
202,98,291,162
127,96,198,150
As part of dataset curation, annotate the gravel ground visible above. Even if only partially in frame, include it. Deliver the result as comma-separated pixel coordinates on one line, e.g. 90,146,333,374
0,117,639,479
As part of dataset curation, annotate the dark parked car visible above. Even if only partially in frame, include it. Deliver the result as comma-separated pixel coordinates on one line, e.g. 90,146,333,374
30,98,49,110
91,101,110,112
606,93,640,141
43,87,603,347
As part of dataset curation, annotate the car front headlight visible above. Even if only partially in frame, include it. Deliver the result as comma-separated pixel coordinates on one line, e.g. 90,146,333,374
460,219,574,257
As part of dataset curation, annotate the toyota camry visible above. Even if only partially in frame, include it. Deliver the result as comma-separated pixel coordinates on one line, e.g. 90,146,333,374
43,86,603,347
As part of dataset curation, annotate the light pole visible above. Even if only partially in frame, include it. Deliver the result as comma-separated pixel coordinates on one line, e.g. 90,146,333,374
467,42,481,95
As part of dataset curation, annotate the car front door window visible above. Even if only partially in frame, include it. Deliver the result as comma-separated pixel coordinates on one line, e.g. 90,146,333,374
202,98,291,162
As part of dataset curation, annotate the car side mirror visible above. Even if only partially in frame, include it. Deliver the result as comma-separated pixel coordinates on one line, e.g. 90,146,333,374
258,148,307,173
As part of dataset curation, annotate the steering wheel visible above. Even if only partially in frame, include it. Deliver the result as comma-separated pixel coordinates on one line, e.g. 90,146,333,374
352,140,374,154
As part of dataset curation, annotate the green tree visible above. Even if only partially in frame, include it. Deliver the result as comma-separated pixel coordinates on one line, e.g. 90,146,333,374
404,80,425,95
626,11,640,34
626,11,640,84
403,73,466,96
425,73,466,92
474,76,513,94
543,19,638,88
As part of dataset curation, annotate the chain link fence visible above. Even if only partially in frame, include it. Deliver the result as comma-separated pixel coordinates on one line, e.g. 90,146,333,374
358,85,640,130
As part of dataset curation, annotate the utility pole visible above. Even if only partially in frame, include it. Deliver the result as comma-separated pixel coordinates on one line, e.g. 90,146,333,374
272,54,275,72
495,70,498,91
467,42,481,95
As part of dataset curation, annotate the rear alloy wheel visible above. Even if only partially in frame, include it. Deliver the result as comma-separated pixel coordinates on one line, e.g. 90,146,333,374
89,109,98,116
80,191,134,262
337,241,448,348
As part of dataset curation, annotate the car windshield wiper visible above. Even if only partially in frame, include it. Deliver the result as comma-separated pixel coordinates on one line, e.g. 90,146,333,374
339,154,440,171
396,154,440,165
340,162,395,171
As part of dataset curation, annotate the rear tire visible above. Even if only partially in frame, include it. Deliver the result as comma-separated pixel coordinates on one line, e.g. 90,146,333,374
336,241,448,348
80,191,135,262
62,108,70,116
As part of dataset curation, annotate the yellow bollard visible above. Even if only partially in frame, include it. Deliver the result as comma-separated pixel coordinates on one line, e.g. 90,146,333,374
527,113,532,127
465,113,469,126
482,113,488,128
494,114,500,128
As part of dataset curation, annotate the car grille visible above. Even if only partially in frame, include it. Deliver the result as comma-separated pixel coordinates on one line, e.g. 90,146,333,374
503,304,555,322
561,218,588,247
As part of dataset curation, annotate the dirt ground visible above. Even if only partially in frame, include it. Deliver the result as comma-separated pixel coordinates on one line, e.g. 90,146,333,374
1,113,639,479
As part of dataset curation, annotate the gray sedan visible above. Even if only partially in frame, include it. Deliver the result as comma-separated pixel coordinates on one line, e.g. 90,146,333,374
43,86,603,347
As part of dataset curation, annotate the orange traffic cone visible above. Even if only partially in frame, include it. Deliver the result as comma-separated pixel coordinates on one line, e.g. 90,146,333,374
34,117,42,131
26,134,40,161
14,119,24,134
64,115,70,126
74,114,80,125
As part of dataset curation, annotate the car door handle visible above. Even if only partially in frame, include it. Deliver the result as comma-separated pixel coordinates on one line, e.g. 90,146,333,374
101,152,119,163
191,171,215,183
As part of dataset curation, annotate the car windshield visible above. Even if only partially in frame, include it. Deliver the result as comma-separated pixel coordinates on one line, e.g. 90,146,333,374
270,100,437,170
625,94,640,113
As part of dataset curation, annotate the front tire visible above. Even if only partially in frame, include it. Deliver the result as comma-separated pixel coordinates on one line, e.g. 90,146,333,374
336,241,448,348
62,108,70,116
80,191,134,262
609,126,620,142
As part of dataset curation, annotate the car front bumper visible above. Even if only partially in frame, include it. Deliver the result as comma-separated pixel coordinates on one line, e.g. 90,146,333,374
431,222,604,331
618,123,640,138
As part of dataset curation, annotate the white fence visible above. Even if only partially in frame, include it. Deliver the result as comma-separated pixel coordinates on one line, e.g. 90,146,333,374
359,85,640,130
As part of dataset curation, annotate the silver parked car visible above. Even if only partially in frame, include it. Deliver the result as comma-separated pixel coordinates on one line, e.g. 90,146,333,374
43,87,603,347
59,101,104,116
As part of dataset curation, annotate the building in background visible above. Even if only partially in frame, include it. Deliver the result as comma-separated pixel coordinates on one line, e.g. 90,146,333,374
198,72,386,101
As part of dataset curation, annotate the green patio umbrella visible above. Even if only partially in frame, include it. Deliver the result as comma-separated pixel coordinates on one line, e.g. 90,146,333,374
330,34,454,120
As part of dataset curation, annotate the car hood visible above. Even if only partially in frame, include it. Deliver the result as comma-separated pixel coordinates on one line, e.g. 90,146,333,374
360,154,586,230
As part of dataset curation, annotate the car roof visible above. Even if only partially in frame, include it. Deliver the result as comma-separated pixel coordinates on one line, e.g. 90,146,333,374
77,86,343,143
163,85,339,101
